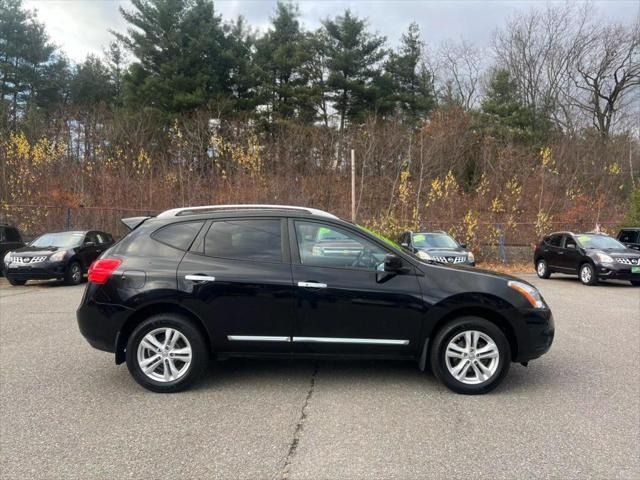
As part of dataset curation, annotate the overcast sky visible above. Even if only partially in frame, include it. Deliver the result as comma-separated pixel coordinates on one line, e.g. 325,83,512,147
24,0,640,63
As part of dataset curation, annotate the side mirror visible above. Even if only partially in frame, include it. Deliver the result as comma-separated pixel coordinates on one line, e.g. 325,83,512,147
567,243,576,249
384,254,408,273
400,242,409,248
85,241,95,247
459,243,467,249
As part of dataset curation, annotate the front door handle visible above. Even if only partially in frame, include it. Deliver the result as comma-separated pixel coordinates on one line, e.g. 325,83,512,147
297,281,327,289
185,274,216,282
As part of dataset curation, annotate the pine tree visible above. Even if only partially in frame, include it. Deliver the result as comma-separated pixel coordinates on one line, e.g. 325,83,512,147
384,23,435,122
115,0,232,115
322,10,386,130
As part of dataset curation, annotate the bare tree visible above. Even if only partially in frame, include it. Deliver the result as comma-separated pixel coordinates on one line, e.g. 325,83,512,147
567,19,640,137
436,39,482,109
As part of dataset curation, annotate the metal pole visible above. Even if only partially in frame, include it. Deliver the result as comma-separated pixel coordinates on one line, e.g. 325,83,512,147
351,149,356,222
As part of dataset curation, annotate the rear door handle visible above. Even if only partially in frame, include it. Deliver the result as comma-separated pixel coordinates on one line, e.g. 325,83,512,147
297,281,327,289
185,274,216,282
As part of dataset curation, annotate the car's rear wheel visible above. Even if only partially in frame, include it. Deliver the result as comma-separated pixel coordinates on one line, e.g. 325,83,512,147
579,263,597,286
430,317,511,395
536,259,551,279
7,277,26,286
631,280,640,286
64,261,83,285
126,314,208,393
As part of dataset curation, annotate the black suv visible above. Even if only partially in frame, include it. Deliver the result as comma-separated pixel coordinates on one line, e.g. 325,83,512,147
617,228,640,251
0,224,25,275
399,230,475,266
77,205,554,395
534,232,640,286
4,230,114,286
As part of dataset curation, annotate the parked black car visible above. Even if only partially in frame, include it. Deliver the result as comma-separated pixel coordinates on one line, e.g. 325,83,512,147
77,205,553,395
617,227,640,251
4,230,114,286
0,224,25,276
534,231,640,286
399,230,475,266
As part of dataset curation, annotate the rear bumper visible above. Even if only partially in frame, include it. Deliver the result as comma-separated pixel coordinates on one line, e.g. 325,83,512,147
77,285,130,354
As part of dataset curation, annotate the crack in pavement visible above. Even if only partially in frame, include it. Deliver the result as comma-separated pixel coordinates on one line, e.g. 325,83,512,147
280,362,318,480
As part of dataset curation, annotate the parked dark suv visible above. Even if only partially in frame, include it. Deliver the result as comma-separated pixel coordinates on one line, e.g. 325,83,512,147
4,230,114,286
617,228,640,251
534,231,640,286
399,230,475,265
0,224,25,275
78,205,554,395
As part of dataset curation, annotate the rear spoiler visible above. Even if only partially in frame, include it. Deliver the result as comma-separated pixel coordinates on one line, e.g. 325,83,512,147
121,216,151,230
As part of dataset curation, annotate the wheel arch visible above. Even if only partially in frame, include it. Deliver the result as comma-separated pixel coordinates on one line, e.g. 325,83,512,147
422,304,519,367
115,302,213,364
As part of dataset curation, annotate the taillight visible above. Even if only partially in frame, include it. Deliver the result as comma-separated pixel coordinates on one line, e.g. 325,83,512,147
88,258,122,284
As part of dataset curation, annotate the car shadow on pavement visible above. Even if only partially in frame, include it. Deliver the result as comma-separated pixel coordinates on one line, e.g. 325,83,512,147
543,275,635,288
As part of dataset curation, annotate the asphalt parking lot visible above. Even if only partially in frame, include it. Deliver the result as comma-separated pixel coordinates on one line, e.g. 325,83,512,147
0,274,638,479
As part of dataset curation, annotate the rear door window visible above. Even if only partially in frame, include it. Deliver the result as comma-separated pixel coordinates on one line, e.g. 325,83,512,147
152,221,205,251
204,219,282,262
547,235,563,247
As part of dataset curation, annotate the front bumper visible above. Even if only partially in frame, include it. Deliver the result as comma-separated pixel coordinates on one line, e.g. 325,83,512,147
516,309,555,362
596,263,640,281
4,260,66,280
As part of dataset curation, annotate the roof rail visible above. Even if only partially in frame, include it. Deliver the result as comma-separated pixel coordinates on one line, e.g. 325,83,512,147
156,204,338,219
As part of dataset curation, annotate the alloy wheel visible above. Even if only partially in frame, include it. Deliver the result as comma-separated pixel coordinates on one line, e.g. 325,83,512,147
71,263,82,283
580,265,592,284
136,328,192,382
537,261,546,277
445,330,500,385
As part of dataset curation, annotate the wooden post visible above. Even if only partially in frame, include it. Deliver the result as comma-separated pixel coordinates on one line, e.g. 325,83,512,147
351,149,356,222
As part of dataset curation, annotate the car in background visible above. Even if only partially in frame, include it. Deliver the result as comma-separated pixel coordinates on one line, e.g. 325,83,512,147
534,231,640,286
4,230,114,286
617,227,640,251
398,230,475,266
0,224,25,276
77,205,553,395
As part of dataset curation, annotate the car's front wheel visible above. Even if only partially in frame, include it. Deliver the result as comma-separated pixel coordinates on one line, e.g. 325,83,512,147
536,259,551,279
579,263,598,286
64,261,83,285
7,276,26,286
631,280,640,287
430,317,511,395
126,314,208,393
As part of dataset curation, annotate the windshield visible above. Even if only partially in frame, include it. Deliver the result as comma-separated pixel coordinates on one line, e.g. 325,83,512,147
30,232,84,248
413,233,459,249
576,234,626,250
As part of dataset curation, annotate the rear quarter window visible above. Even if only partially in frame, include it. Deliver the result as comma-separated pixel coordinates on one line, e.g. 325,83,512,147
152,221,205,251
619,230,639,243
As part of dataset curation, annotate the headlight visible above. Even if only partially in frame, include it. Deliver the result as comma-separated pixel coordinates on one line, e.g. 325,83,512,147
508,280,546,309
467,252,475,263
49,251,66,262
416,250,433,261
595,252,614,263
3,252,11,264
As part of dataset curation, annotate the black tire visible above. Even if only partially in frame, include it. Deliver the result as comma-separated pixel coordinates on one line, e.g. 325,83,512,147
579,262,598,286
430,316,511,395
631,280,640,286
126,314,208,393
64,261,83,285
536,259,551,279
7,276,26,286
